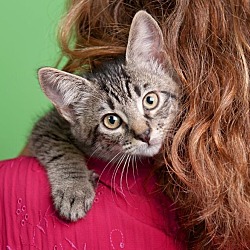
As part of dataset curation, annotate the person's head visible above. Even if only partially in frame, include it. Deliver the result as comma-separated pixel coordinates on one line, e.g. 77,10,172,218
58,1,250,248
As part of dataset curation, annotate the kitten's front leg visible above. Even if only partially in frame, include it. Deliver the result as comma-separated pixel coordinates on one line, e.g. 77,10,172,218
29,111,97,221
48,158,97,221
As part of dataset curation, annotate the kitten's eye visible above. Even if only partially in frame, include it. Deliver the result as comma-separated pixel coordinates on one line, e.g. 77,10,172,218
143,92,159,110
103,114,122,129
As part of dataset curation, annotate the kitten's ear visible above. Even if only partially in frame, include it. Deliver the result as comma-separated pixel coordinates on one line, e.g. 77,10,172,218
126,10,167,68
38,67,91,124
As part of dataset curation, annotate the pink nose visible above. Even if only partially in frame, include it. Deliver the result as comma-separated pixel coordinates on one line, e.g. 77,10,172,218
136,128,151,144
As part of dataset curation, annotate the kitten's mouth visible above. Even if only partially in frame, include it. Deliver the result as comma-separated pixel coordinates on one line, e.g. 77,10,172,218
136,139,162,157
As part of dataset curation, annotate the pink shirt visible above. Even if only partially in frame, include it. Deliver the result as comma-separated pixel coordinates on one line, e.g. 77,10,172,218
0,156,186,249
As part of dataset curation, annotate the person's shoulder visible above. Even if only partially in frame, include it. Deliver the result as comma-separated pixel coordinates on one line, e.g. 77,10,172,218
0,156,49,194
0,156,45,175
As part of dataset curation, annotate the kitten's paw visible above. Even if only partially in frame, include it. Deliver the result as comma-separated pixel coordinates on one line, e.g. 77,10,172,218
52,171,97,221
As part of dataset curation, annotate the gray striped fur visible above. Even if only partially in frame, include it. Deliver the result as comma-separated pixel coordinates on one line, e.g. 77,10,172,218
28,11,180,221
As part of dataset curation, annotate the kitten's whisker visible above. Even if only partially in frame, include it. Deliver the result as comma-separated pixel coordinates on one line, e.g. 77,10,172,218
93,149,121,188
100,150,124,202
112,153,126,198
87,144,121,184
135,155,139,176
112,153,125,183
110,153,126,202
125,155,132,191
123,155,135,206
87,145,103,159
132,155,138,184
98,151,123,185
120,154,130,196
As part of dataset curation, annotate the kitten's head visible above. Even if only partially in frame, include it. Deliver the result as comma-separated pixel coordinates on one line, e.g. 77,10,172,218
38,11,180,160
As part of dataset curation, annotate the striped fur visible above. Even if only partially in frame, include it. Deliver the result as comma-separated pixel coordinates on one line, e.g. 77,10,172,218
28,11,180,221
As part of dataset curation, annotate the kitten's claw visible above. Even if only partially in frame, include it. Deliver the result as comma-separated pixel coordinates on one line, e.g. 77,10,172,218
52,171,97,221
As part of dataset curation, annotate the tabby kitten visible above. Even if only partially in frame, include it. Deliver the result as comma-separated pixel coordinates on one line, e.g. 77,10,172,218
29,11,180,221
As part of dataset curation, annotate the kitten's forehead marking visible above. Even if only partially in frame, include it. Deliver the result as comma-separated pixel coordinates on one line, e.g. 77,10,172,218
92,61,134,105
107,98,115,110
133,85,141,97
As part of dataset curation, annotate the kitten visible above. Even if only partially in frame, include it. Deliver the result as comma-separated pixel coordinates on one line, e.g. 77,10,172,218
29,10,180,221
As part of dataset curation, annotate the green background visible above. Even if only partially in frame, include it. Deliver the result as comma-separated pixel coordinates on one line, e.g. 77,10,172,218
0,1,66,160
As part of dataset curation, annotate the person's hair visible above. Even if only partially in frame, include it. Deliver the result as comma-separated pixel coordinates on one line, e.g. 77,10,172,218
57,0,250,249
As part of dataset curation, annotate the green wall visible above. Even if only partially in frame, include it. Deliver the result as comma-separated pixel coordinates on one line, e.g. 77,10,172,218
0,1,66,160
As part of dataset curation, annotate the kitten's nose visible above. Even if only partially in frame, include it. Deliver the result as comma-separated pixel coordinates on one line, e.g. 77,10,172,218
136,128,151,144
